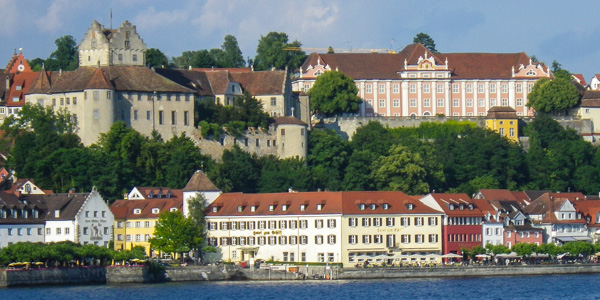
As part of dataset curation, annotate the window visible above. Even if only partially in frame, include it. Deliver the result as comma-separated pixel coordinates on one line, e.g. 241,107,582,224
133,54,137,62
415,217,423,226
362,218,371,227
437,98,444,107
423,84,430,93
147,110,151,120
315,219,323,229
327,219,336,228
429,234,438,243
300,235,308,245
502,84,508,93
437,84,444,93
528,83,533,92
478,98,485,107
466,84,473,93
107,91,112,98
379,99,385,107
453,99,459,107
516,84,522,93
401,217,410,226
409,84,416,93
373,218,382,227
362,235,371,244
490,98,496,106
328,235,336,244
279,236,287,245
478,84,484,93
270,97,276,106
300,220,308,229
349,235,358,244
393,84,399,93
452,84,459,93
374,234,383,244
490,83,496,93
516,98,523,106
349,218,358,227
83,227,88,235
366,84,372,93
509,128,515,137
386,217,395,226
401,234,410,243
133,110,138,120
393,99,400,107
315,235,323,245
158,110,164,125
93,91,100,100
93,109,99,120
502,98,508,106
410,99,416,107
118,54,123,61
424,99,430,107
379,84,385,93
416,234,424,243
269,220,277,229
290,236,297,245
466,99,473,107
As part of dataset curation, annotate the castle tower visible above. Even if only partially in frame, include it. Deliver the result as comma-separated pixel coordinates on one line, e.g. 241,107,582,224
78,20,147,67
274,116,308,159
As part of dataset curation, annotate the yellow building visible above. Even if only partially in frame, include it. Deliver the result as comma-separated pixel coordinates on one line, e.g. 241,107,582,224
485,106,519,142
110,188,182,256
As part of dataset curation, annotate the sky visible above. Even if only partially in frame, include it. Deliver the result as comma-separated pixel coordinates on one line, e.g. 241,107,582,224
2,0,600,80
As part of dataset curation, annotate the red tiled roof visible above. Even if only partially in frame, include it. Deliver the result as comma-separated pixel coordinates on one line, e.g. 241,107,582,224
477,189,519,202
110,197,182,220
422,193,484,216
230,70,286,96
206,191,442,217
183,170,220,192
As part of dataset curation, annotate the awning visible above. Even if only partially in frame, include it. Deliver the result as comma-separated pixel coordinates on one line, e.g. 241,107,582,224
574,237,592,241
556,237,577,242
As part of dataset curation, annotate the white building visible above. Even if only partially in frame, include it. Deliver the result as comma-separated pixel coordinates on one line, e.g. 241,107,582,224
44,187,114,247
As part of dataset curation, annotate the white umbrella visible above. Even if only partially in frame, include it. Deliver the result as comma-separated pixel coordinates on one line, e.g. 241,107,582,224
441,253,462,258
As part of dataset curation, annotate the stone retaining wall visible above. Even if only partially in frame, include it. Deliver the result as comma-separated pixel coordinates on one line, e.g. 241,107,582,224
2,264,600,287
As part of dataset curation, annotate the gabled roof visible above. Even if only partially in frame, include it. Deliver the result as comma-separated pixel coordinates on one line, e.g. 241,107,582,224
0,191,47,225
523,193,586,225
486,106,518,119
154,68,214,96
129,187,182,200
580,90,600,107
206,191,441,217
573,199,600,226
183,170,220,192
476,189,519,202
230,70,286,96
203,70,232,94
420,193,484,216
110,197,182,220
27,66,194,94
44,193,89,221
273,116,307,126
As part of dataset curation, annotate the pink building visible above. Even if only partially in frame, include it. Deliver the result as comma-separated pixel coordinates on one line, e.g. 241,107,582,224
294,43,551,117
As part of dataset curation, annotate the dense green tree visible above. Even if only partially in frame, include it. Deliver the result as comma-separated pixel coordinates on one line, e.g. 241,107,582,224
485,243,511,255
413,32,438,53
537,243,562,258
258,156,313,193
150,211,202,262
371,145,430,194
342,150,377,191
28,58,45,71
512,243,538,258
351,121,394,155
526,75,580,114
162,134,210,189
209,145,260,193
307,129,350,191
219,34,245,68
186,193,209,261
562,241,594,257
45,35,78,71
146,48,169,68
254,32,306,71
308,70,362,116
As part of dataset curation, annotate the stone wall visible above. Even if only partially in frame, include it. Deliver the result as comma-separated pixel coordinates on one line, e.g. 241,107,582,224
0,266,106,287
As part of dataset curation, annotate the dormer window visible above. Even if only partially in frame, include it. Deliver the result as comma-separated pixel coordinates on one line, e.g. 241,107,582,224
152,208,159,214
170,208,177,212
269,205,275,211
237,206,244,212
282,205,288,212
406,203,414,210
54,210,60,218
459,204,464,210
166,191,172,198
212,207,219,213
586,216,591,223
317,204,323,210
33,209,39,218
300,204,306,211
359,204,365,210
382,203,389,210
526,69,536,76
577,213,581,219
250,206,256,212
468,204,474,210
133,208,141,214
148,192,154,198
449,204,455,211
370,204,376,210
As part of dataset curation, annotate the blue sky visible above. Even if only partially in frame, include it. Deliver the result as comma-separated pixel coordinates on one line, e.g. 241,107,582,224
2,0,600,80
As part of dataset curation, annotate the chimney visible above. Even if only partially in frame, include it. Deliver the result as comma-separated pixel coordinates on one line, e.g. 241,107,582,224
15,190,21,198
6,76,9,90
69,188,75,194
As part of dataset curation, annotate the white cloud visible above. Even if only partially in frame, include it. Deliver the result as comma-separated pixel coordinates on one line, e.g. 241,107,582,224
0,0,19,36
133,6,191,30
36,0,73,33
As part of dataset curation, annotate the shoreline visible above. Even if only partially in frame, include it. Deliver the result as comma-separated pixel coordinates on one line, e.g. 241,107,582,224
2,264,600,287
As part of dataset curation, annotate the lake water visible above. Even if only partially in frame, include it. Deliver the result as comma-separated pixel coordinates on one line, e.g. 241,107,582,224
3,274,600,300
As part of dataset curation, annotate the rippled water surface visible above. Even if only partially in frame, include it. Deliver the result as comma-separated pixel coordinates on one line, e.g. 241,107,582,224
4,274,600,300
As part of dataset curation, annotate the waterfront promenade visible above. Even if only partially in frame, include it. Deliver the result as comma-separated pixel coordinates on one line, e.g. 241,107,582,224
2,264,600,287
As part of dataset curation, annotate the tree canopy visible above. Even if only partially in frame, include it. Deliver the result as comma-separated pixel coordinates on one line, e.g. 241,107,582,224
526,76,580,115
146,48,169,68
413,32,438,53
253,32,306,71
45,35,79,71
308,70,362,116
150,211,203,261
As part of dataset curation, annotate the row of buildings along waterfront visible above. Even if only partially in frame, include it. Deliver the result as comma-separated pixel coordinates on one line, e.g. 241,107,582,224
4,19,600,153
2,168,600,268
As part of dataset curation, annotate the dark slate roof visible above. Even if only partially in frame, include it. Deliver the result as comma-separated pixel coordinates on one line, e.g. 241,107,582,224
273,116,307,126
183,170,220,192
0,192,47,225
44,193,89,221
154,68,214,96
486,106,518,119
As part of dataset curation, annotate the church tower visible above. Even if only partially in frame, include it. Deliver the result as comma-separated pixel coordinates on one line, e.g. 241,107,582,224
78,20,147,67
